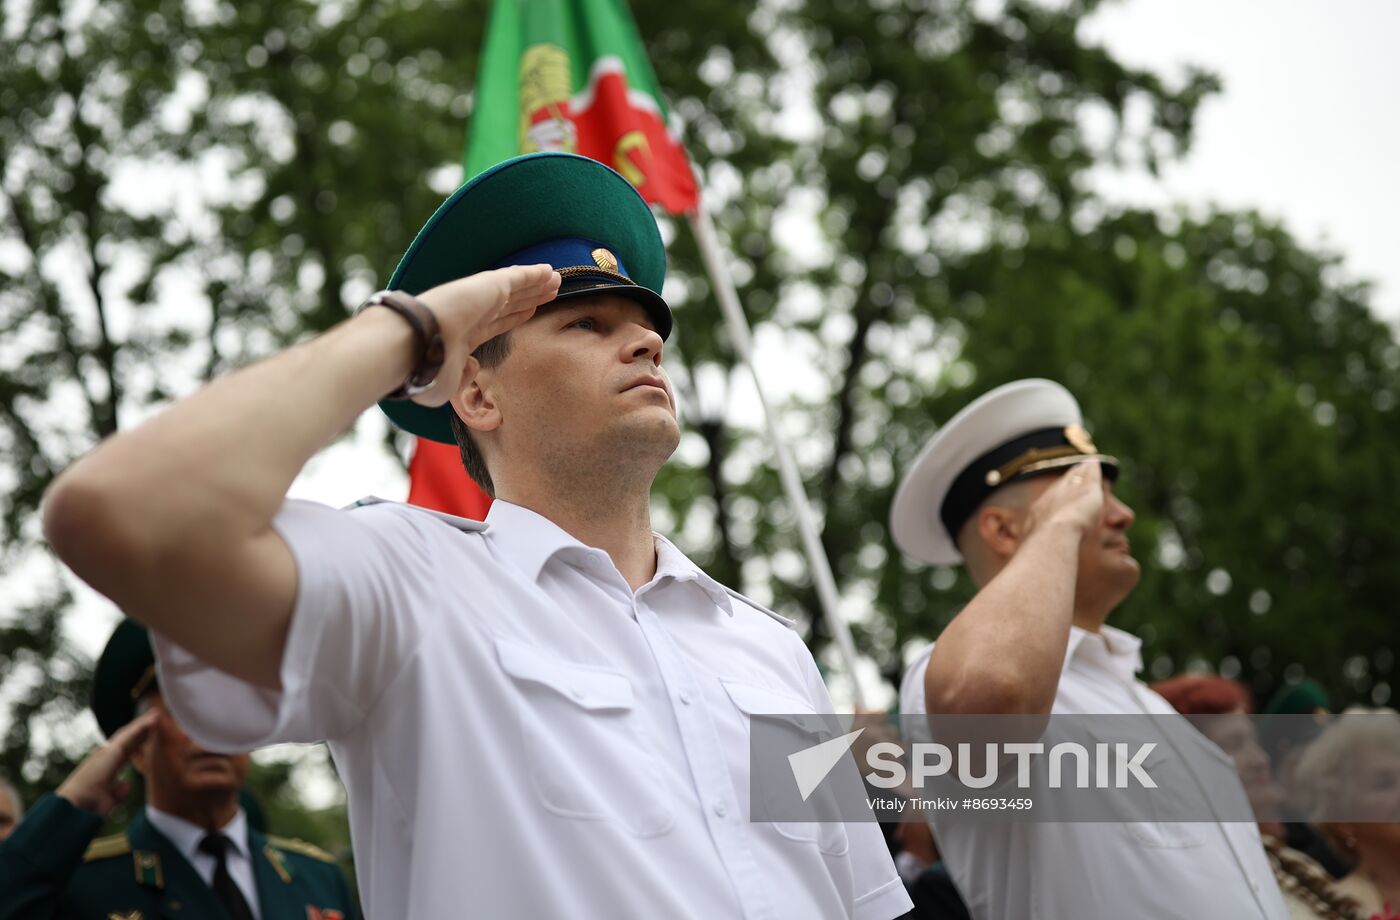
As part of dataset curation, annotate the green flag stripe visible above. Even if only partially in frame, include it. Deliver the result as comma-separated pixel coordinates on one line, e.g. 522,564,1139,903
464,0,674,180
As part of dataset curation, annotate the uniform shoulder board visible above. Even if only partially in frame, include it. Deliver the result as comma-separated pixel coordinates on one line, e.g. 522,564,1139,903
83,832,131,861
723,586,796,629
267,835,337,863
344,495,489,534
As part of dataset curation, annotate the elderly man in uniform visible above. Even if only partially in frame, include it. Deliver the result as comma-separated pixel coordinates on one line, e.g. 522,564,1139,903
891,378,1287,920
0,618,356,919
41,153,911,919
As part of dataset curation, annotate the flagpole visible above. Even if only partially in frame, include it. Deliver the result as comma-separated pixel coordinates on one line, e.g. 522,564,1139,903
686,205,870,710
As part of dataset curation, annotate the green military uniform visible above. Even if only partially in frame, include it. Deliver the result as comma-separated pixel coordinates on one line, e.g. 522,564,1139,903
0,619,358,920
0,792,357,919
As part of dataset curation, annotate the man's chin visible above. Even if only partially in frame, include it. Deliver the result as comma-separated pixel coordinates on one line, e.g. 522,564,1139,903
1089,553,1141,610
181,776,243,800
617,412,681,457
184,757,241,783
1112,554,1142,587
1109,559,1142,603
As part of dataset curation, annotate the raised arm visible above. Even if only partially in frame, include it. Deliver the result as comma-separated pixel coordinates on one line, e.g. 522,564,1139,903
0,712,157,916
924,461,1105,716
42,266,559,689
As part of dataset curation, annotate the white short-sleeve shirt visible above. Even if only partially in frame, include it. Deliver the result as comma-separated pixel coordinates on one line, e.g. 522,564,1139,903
153,498,911,920
899,625,1289,920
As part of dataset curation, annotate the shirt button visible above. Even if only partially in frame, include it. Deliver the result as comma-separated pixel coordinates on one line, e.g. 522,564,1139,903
713,801,728,818
570,687,584,700
678,690,693,705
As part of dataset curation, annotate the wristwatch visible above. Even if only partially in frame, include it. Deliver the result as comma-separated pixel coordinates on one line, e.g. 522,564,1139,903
355,290,446,399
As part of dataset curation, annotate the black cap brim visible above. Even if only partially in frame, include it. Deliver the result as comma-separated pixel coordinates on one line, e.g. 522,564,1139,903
551,279,672,341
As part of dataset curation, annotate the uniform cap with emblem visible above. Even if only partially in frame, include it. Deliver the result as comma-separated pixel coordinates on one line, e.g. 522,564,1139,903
377,151,672,445
890,378,1119,566
92,617,160,738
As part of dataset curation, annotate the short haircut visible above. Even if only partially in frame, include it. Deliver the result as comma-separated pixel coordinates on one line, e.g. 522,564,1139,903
448,332,514,497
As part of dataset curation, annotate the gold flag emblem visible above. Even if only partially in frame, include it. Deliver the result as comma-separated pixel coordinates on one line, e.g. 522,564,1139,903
518,44,576,155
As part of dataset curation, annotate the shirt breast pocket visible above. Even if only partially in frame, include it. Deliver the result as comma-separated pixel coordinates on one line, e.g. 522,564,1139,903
495,637,675,837
1124,820,1207,848
1120,742,1208,849
722,678,850,856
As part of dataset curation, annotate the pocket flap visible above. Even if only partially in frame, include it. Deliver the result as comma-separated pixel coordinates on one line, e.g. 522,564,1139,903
722,679,815,716
495,638,634,711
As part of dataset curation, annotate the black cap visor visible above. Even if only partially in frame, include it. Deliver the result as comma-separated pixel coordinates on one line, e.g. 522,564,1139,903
550,274,673,341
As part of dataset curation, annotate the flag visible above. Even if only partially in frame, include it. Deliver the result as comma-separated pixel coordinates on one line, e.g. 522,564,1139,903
465,0,699,212
406,0,697,517
406,437,493,519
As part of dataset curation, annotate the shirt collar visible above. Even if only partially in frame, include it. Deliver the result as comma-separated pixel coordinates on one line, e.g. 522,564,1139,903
653,533,734,616
484,500,591,581
1064,623,1144,683
484,501,734,615
145,804,250,863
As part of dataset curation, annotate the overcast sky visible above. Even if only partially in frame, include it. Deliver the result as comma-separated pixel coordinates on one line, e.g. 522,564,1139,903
1082,0,1399,321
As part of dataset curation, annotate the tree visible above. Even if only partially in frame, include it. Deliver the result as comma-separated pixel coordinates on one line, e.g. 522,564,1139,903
932,207,1400,706
0,0,495,819
643,0,1211,672
0,0,776,823
2,0,209,797
640,0,1396,706
3,0,1394,823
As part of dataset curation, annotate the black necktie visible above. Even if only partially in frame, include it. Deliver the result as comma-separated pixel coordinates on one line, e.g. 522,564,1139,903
198,832,256,920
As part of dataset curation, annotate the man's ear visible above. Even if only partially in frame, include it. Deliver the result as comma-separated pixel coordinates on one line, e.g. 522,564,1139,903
129,728,153,778
975,505,1026,560
450,363,502,434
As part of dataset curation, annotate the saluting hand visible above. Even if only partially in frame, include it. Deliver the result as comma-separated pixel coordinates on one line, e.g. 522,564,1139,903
412,263,561,407
56,709,158,817
1024,459,1106,540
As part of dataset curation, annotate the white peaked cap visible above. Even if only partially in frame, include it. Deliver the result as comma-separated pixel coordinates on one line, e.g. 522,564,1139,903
889,379,1095,566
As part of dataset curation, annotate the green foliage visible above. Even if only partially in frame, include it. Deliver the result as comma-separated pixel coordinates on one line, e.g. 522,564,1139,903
0,0,490,824
1,0,1395,840
0,591,88,795
639,0,1396,709
901,209,1400,706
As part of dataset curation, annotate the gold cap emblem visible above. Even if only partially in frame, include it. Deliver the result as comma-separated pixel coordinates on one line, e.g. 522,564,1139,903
1064,424,1096,454
592,248,619,272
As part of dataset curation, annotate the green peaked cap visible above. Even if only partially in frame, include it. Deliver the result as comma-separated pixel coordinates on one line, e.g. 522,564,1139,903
1263,678,1331,715
92,618,157,738
377,152,667,445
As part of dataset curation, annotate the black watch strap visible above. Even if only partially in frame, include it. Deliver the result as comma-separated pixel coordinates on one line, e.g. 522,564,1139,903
356,290,445,399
